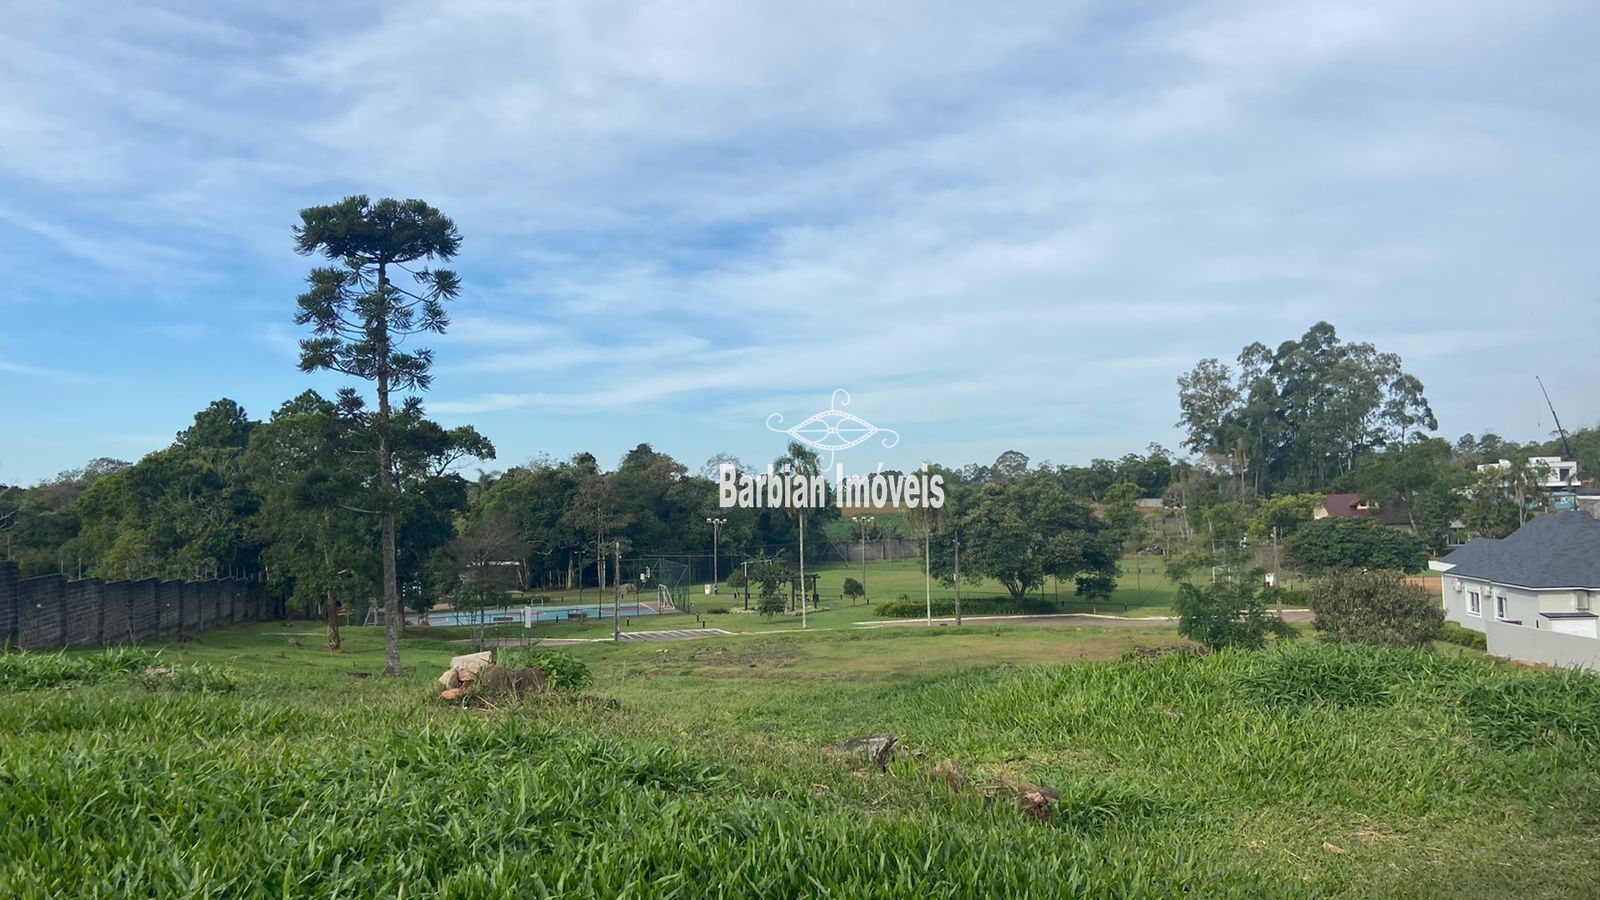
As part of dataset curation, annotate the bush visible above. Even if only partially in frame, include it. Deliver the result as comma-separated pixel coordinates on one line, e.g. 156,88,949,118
1439,622,1487,650
1308,570,1443,649
705,606,730,615
1175,577,1294,651
1284,517,1429,574
842,577,864,602
498,648,592,691
755,595,786,618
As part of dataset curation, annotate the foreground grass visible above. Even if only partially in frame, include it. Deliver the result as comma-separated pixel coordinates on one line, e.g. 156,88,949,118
3,623,1598,897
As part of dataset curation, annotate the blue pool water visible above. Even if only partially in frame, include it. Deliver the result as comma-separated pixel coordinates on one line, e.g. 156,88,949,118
413,602,660,627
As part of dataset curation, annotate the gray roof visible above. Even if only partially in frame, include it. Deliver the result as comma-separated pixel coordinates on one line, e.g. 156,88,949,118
1441,512,1600,589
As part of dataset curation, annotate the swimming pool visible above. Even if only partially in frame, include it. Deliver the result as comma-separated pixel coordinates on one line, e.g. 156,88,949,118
413,602,661,628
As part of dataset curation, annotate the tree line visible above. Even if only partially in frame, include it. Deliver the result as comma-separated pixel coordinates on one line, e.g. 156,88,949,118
4,194,1592,675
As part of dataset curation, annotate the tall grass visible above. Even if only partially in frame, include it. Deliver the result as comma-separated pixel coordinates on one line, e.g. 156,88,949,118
2,637,1598,896
0,647,162,689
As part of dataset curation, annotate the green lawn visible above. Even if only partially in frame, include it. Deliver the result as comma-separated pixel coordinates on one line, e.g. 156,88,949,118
5,619,1598,897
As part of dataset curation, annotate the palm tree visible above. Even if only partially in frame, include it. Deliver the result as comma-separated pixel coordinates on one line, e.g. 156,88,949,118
774,441,821,628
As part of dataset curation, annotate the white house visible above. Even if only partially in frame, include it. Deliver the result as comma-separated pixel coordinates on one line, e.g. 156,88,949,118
1475,456,1580,489
1431,511,1600,670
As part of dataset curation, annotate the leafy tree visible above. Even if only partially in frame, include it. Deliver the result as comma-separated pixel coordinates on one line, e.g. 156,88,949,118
1308,570,1443,649
1283,518,1428,575
755,593,786,618
1176,322,1435,493
747,554,794,610
1463,466,1522,538
76,403,263,583
452,576,509,650
293,195,462,678
1352,438,1464,532
1175,575,1294,651
930,470,1120,603
842,576,865,604
1101,482,1149,552
1249,493,1324,544
244,391,374,650
991,450,1030,480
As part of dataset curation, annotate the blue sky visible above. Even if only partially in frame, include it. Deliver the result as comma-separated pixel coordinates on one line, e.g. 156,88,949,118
3,0,1598,486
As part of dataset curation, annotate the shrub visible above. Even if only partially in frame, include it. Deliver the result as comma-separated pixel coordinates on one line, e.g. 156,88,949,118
755,595,786,618
498,648,592,690
1308,570,1443,649
1438,622,1487,650
1174,577,1294,651
705,606,730,615
1283,517,1429,574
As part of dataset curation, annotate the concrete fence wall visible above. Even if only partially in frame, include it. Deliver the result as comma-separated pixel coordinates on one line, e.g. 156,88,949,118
825,539,925,563
1484,614,1600,672
0,560,266,652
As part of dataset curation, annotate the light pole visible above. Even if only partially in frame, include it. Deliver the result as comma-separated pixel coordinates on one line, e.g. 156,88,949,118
705,517,727,594
613,540,621,642
852,514,874,603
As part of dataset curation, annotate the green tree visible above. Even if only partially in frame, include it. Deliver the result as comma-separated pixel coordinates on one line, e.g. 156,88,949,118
774,441,823,620
842,576,864,604
1174,575,1294,651
293,196,463,677
1176,322,1435,493
244,391,375,651
931,471,1120,603
1101,482,1149,552
1283,518,1429,575
1307,570,1444,648
1352,438,1464,532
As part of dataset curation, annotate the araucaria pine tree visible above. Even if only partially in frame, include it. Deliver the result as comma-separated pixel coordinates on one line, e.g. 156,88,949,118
292,196,462,677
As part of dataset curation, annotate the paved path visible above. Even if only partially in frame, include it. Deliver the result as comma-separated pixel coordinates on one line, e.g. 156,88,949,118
519,628,736,646
474,611,1316,647
853,610,1314,629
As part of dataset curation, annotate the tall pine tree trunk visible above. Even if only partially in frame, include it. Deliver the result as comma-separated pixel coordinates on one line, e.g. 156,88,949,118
376,262,403,678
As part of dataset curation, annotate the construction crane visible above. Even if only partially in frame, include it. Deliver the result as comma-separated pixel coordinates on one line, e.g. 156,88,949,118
1536,376,1575,487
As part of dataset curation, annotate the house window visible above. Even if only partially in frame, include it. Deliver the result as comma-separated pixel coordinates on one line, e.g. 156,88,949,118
1467,591,1481,617
1495,594,1508,621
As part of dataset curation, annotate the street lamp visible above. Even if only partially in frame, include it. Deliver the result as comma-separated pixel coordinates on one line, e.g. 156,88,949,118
705,517,728,594
852,515,875,602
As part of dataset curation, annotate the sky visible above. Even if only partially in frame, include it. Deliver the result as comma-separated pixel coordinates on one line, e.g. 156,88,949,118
2,0,1598,486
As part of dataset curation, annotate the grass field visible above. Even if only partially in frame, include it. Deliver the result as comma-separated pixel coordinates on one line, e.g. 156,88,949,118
5,617,1599,897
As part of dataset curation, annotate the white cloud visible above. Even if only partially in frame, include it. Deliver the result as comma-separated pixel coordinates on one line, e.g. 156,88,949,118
2,0,1598,482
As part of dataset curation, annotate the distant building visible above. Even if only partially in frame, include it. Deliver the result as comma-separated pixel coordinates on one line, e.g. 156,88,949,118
1476,457,1580,490
1314,493,1411,530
